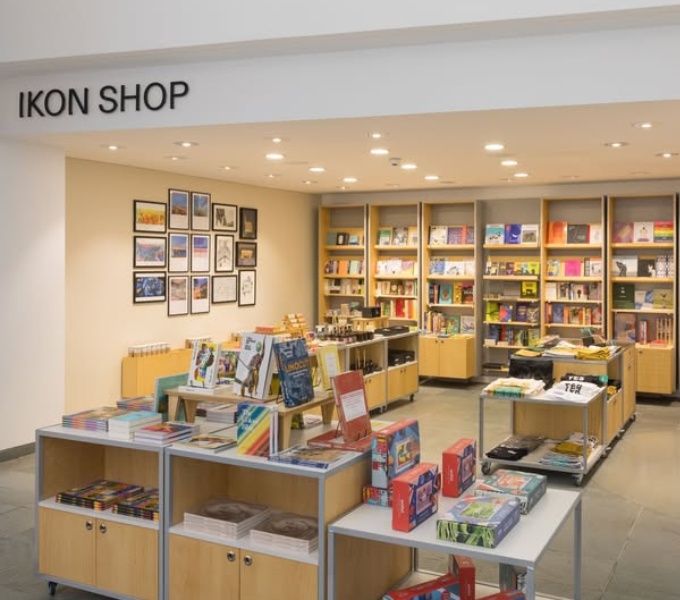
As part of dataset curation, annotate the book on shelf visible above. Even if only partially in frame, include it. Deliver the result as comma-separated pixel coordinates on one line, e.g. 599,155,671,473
546,259,560,277
633,221,654,243
614,313,637,343
116,396,156,412
520,281,538,299
498,304,513,322
407,226,419,246
273,338,315,408
520,223,539,245
637,256,657,277
347,233,361,246
314,344,341,390
325,231,337,245
56,479,144,511
108,410,162,439
249,510,319,554
653,288,673,308
175,432,237,453
154,371,190,416
429,257,445,275
525,305,540,324
612,221,634,243
563,259,582,277
589,257,603,277
111,488,160,521
391,226,409,246
484,261,498,276
551,303,565,324
187,341,221,389
547,221,567,244
566,223,589,244
268,444,348,469
184,497,271,540
233,332,276,400
653,220,674,243
335,232,348,245
438,284,453,304
205,403,238,423
638,318,649,345
504,223,522,244
428,225,448,246
514,303,528,322
377,227,392,246
217,348,239,384
485,301,500,322
588,223,603,244
237,402,278,457
465,225,475,245
62,407,128,432
447,225,465,245
484,224,505,245
544,282,557,300
612,282,635,309
460,315,475,333
612,255,637,277
134,421,199,444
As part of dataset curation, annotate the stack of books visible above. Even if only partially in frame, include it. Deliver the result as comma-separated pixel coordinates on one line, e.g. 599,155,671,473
108,410,162,440
56,479,143,511
249,511,319,554
174,432,237,454
62,407,128,432
184,498,271,540
133,421,199,445
112,488,160,521
205,404,238,424
116,396,156,412
268,445,347,469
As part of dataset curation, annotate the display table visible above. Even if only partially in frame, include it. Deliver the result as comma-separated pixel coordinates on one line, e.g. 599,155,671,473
327,487,583,600
166,387,335,450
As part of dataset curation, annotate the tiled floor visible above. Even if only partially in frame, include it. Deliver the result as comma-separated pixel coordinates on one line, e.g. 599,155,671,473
1,380,679,599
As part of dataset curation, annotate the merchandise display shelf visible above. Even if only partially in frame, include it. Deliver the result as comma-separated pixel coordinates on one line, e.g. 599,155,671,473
38,497,159,531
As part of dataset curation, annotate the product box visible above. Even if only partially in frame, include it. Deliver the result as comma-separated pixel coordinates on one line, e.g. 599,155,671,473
477,593,525,600
436,496,521,548
474,469,547,514
382,573,460,600
499,563,527,594
449,554,476,600
392,462,440,533
442,438,476,497
372,418,421,489
362,484,392,508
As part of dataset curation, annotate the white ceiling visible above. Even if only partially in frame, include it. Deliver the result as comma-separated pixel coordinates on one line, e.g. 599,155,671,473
33,99,680,194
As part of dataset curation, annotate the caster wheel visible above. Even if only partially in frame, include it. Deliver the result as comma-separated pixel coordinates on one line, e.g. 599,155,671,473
631,413,637,422
573,474,584,486
48,582,57,596
481,462,491,475
409,394,415,402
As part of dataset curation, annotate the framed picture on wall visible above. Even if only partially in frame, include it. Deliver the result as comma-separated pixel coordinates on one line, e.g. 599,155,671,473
191,275,210,314
212,275,237,303
134,200,167,233
212,203,237,232
214,234,234,272
134,236,167,268
168,276,189,316
168,189,190,230
191,192,211,231
235,241,257,267
133,272,166,303
191,234,211,272
239,207,258,239
238,269,256,306
168,233,189,272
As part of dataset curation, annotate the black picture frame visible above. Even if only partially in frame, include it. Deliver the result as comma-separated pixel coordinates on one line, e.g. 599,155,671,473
214,234,235,272
212,203,237,232
168,189,190,230
235,241,257,268
133,235,167,268
239,207,258,239
191,191,211,231
212,275,238,303
238,269,256,306
168,233,189,272
133,200,167,233
133,272,166,303
167,275,189,316
191,275,210,314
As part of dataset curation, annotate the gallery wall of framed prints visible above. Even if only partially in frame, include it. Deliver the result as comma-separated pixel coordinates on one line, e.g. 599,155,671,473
132,188,258,315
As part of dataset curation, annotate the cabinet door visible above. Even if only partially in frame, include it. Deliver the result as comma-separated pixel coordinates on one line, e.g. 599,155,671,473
364,372,386,411
169,534,239,600
38,508,96,586
240,550,317,600
418,337,440,377
622,347,636,421
439,337,474,379
96,518,158,600
637,347,675,395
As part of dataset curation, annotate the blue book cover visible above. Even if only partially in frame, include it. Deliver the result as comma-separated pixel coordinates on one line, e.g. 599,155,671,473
504,224,522,244
273,339,315,407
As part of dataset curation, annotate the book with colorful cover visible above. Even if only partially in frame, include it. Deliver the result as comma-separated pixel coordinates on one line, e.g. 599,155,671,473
428,225,448,246
520,223,539,245
377,228,393,246
187,341,221,389
447,225,465,245
485,224,505,245
134,421,198,443
268,445,347,469
237,402,278,457
633,221,654,243
547,221,567,244
465,225,475,245
175,433,237,453
438,284,453,304
612,221,634,243
653,220,674,243
233,332,276,400
391,226,409,246
62,407,128,431
315,344,341,390
217,348,239,384
112,488,160,521
273,338,314,408
474,469,547,514
56,479,144,511
504,224,522,244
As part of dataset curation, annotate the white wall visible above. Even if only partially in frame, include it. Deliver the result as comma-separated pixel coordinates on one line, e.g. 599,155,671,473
0,139,65,452
66,159,319,413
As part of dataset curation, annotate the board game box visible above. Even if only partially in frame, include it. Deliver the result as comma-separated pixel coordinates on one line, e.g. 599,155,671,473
449,554,476,600
436,496,521,548
382,573,460,600
372,418,421,489
442,438,476,497
474,469,547,514
362,484,393,507
392,462,440,533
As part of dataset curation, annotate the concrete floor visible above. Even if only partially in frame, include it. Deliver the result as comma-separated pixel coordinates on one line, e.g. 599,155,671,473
1,380,679,599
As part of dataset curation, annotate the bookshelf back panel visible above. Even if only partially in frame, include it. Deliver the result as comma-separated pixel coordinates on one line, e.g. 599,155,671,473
323,460,371,525
373,204,418,228
544,197,603,222
41,438,105,500
609,195,675,221
104,446,159,489
481,197,540,223
428,202,474,225
329,206,365,229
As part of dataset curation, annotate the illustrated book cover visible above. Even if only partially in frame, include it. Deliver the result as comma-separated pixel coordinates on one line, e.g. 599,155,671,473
428,225,448,246
315,344,341,390
612,221,634,243
237,401,278,457
268,444,347,469
56,479,144,511
187,341,221,389
504,223,522,244
273,338,314,408
484,224,505,245
633,221,654,243
112,488,159,521
175,433,237,453
233,332,276,400
377,227,393,245
249,511,319,553
391,462,440,533
474,469,547,514
372,418,421,489
442,438,476,498
382,573,460,600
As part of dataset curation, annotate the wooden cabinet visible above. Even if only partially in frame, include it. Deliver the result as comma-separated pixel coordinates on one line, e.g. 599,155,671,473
418,335,475,380
636,345,675,395
36,427,163,599
166,445,370,600
387,363,418,400
364,372,387,410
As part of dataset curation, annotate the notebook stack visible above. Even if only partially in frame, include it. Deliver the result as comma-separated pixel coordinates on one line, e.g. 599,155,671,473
249,511,319,554
62,407,128,432
133,421,199,445
108,410,162,440
174,432,237,454
184,498,271,540
116,396,156,412
112,488,160,521
205,404,238,424
56,479,143,511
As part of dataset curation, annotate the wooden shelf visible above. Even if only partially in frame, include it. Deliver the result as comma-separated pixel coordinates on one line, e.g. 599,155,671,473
544,243,603,250
373,244,418,251
546,322,603,328
428,303,473,309
483,244,539,250
545,276,602,282
545,299,602,304
426,275,474,280
322,274,364,279
610,276,673,283
483,320,539,327
612,308,674,314
373,274,417,280
426,244,474,251
611,242,674,249
324,245,364,251
483,275,539,281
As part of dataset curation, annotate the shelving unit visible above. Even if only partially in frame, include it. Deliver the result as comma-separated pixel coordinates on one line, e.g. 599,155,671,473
165,444,370,600
541,197,606,339
36,426,163,600
419,201,477,379
607,194,677,395
318,205,367,322
368,204,420,325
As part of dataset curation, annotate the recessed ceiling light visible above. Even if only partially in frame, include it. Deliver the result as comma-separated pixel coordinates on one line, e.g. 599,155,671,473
484,143,505,151
424,175,440,181
266,152,285,160
632,122,654,129
370,148,389,156
107,145,119,151
401,162,417,170
222,165,232,171
656,152,677,158
501,159,518,167
343,177,358,183
499,178,515,182
266,173,281,179
309,166,325,173
369,132,383,139
514,172,529,178
271,137,283,143
337,186,348,191
174,141,198,148
562,175,580,179
165,156,186,161
303,180,316,185
604,142,628,148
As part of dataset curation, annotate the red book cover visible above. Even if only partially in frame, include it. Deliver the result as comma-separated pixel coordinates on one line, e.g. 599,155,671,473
547,221,567,244
331,371,372,442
